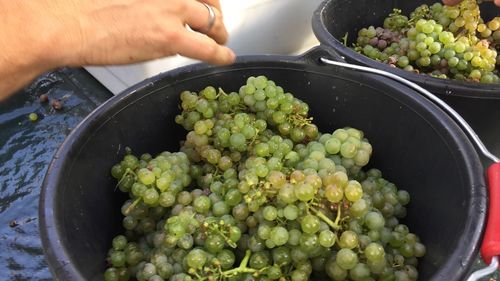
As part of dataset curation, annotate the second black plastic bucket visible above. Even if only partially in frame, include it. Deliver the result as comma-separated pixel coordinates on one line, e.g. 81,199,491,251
40,48,486,281
312,0,500,159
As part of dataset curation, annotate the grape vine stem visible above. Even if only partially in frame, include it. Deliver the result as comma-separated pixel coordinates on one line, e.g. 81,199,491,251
124,197,141,216
310,206,340,230
195,250,262,281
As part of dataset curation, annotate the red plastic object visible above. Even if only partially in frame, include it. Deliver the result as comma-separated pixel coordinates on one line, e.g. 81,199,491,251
481,162,500,266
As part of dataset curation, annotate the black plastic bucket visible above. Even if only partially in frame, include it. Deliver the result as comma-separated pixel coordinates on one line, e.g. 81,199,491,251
39,48,486,281
312,0,500,159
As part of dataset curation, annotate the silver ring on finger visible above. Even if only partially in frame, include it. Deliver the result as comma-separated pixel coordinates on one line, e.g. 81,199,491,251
202,3,216,32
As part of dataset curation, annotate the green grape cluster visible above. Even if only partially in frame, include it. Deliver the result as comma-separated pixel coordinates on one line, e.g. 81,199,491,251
111,151,192,213
104,76,425,281
298,128,373,179
353,0,500,83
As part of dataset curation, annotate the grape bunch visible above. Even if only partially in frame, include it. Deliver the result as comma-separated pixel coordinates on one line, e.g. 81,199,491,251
353,0,500,83
103,76,426,281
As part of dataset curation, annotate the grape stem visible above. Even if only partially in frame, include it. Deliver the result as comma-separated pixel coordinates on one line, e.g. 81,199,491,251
204,221,237,248
248,127,261,147
342,32,349,46
194,250,264,281
190,270,203,280
124,197,141,216
221,250,254,276
114,168,136,191
217,88,228,98
287,114,312,128
310,207,340,230
334,204,342,226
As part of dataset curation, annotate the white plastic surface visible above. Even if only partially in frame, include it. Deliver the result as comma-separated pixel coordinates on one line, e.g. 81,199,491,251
85,0,322,94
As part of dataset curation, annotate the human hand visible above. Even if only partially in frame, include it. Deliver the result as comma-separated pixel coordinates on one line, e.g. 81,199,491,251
0,0,235,99
443,0,500,6
51,0,235,67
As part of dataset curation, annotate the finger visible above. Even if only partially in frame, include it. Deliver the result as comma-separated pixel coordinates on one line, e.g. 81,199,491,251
495,0,500,6
183,0,228,45
174,29,235,65
442,0,462,5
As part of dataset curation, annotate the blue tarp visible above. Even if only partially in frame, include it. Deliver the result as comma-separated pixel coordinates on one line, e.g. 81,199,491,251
0,68,112,280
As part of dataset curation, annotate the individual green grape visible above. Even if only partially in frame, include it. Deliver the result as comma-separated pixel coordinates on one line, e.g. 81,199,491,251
325,138,342,154
112,235,128,251
350,198,369,218
186,249,207,269
414,242,427,257
336,248,359,270
295,182,315,202
158,192,176,207
110,251,126,267
270,226,289,246
204,233,225,254
229,133,246,151
340,142,357,158
104,268,119,281
349,263,371,280
325,184,344,203
141,188,158,205
365,211,386,230
326,259,348,280
339,230,359,249
193,195,211,214
301,214,321,234
319,230,336,248
365,242,386,261
224,189,242,206
299,233,320,253
283,204,299,220
212,201,230,216
177,234,194,250
345,180,363,202
249,251,271,270
137,168,155,185
258,224,272,240
125,249,143,266
263,206,278,221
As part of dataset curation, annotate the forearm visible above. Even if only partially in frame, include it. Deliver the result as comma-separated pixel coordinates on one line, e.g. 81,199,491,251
0,62,46,101
0,35,53,100
0,1,70,100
